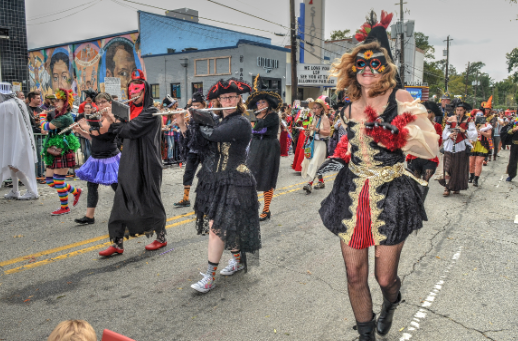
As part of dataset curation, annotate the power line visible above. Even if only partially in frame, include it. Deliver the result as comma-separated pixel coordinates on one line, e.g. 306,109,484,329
27,0,96,21
27,0,101,26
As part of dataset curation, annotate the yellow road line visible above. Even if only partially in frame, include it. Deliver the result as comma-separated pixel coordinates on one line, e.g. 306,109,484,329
4,218,196,275
2,173,336,274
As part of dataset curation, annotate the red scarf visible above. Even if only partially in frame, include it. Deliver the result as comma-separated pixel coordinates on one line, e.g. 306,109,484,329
130,103,143,120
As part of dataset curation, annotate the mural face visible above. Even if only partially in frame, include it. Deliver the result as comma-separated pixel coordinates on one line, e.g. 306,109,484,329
28,32,145,101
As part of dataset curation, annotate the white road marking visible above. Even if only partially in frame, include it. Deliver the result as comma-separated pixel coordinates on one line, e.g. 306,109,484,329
399,247,463,341
496,175,504,188
514,215,518,224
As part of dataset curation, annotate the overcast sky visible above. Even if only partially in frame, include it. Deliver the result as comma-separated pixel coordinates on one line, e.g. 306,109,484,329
26,0,518,82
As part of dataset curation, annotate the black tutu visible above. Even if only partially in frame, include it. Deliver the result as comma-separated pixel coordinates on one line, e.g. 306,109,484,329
319,165,427,248
247,137,281,191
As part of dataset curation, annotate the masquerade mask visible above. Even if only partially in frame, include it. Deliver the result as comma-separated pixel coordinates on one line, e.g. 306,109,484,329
129,83,145,98
353,49,388,75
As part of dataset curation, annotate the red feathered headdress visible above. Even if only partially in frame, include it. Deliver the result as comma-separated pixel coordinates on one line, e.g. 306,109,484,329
354,10,394,43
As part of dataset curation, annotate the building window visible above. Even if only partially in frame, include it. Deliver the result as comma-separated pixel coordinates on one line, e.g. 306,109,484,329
194,56,231,77
151,84,160,99
192,82,203,96
170,83,181,99
253,76,282,96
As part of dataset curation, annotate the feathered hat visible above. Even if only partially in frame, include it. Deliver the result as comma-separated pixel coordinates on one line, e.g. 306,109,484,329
422,101,442,117
206,78,252,101
355,10,402,89
245,74,283,110
83,89,98,100
308,95,330,113
55,88,75,109
481,95,493,109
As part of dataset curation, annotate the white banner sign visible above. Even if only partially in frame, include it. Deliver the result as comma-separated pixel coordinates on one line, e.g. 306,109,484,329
297,64,336,87
104,77,121,99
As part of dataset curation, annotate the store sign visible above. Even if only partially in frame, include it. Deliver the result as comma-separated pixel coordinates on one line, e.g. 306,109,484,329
297,64,336,86
406,88,422,100
257,57,279,73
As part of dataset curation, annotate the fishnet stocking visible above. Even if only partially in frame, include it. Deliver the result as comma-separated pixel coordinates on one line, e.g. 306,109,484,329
340,240,405,322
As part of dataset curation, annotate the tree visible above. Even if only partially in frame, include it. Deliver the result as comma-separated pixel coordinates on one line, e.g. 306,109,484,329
414,32,435,59
327,29,351,41
506,48,518,82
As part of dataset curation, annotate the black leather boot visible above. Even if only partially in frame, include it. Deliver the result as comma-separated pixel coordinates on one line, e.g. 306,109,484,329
356,314,376,341
473,176,479,187
376,292,401,336
468,173,474,183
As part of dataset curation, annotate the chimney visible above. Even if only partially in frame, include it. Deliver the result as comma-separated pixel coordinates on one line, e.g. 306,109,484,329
165,8,199,23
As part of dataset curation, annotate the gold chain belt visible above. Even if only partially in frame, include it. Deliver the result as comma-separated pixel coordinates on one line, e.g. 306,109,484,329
349,162,428,187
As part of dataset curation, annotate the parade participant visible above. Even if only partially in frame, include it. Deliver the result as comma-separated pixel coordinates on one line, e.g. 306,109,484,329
406,101,443,182
26,91,43,133
175,78,260,294
302,96,331,194
481,96,495,165
469,108,492,187
280,110,291,157
173,92,206,208
438,93,451,124
1,87,40,200
245,75,282,221
505,117,518,181
319,11,439,340
73,93,120,225
38,89,82,215
291,99,313,172
494,111,506,159
98,70,167,256
162,97,178,165
78,89,99,114
439,101,477,196
41,94,56,111
328,100,347,156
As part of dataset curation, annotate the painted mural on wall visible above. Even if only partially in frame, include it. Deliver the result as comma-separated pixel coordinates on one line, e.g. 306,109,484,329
28,32,145,101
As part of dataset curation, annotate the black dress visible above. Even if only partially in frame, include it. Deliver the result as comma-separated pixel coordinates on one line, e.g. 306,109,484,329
107,92,166,242
247,111,281,192
194,111,261,263
319,92,432,249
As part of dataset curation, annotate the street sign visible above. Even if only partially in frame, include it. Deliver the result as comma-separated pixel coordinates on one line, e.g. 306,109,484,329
297,64,337,87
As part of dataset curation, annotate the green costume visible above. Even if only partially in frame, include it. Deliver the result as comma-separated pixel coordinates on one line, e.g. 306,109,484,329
41,113,80,166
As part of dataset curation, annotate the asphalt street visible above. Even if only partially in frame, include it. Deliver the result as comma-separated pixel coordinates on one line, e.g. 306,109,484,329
1,151,517,341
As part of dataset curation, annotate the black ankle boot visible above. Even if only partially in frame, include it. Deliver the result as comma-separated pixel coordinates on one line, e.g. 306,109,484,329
356,314,376,341
473,176,479,187
377,292,401,336
468,173,474,183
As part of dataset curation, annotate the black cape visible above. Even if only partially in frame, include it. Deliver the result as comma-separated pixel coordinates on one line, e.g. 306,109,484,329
107,88,166,241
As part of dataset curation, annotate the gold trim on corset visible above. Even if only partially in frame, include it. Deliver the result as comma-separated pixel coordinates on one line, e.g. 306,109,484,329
217,142,230,171
236,164,250,173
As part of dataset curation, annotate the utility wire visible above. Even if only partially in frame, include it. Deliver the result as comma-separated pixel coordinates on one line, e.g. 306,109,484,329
27,0,101,25
27,0,96,21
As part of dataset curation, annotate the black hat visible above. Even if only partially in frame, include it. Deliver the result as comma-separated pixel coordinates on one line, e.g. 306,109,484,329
423,101,442,117
162,97,176,108
332,101,346,111
245,74,282,111
206,78,252,101
84,89,98,100
191,92,205,104
355,10,403,90
453,99,472,112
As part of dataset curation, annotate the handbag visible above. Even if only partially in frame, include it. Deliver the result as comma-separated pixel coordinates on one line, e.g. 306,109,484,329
47,146,63,156
464,141,472,156
304,137,315,159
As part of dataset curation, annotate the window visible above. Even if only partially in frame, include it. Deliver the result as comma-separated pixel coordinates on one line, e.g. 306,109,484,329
194,56,231,76
192,82,203,96
151,84,160,99
170,83,181,99
253,76,282,96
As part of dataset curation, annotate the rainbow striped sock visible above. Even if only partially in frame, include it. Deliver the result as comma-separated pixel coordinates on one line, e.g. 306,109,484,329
53,174,69,209
66,183,78,195
46,176,55,188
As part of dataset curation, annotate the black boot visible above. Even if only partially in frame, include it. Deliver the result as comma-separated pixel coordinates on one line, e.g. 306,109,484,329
356,314,376,341
376,292,401,336
468,173,474,183
473,176,479,187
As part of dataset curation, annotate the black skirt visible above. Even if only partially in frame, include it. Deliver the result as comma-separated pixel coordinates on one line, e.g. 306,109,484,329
438,151,469,191
247,136,281,192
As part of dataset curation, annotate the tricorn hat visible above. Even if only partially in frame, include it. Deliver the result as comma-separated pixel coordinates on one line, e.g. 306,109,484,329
422,101,442,117
191,92,205,104
206,78,252,101
245,74,282,111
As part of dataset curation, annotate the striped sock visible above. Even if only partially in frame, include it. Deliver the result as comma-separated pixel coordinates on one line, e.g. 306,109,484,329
66,183,78,195
46,176,55,188
53,174,69,209
261,189,274,217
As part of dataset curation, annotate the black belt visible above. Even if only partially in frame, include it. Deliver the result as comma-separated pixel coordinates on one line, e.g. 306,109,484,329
252,134,276,140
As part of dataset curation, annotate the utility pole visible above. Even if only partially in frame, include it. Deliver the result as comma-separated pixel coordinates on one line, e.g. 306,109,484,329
473,71,479,107
290,0,298,102
443,35,452,92
464,62,470,99
399,0,405,85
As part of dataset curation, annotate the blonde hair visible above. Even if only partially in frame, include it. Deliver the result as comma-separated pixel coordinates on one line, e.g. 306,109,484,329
330,41,397,101
47,320,96,341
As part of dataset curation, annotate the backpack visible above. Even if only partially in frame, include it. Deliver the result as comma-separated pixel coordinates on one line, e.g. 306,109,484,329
500,123,514,146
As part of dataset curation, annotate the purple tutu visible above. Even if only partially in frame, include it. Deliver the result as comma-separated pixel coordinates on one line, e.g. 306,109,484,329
75,154,120,185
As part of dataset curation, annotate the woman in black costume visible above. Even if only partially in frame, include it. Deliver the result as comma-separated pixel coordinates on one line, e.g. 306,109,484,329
175,78,261,294
98,70,168,257
319,11,438,340
245,75,282,221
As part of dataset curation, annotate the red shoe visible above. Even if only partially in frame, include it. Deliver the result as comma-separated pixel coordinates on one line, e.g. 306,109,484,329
145,240,167,251
99,246,124,257
51,207,70,216
73,188,82,207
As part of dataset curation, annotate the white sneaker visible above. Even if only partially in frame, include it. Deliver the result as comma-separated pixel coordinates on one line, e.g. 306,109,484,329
220,258,244,276
18,191,39,200
191,272,215,293
4,190,20,199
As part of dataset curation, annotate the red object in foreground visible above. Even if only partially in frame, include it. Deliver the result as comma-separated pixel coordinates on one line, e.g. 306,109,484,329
99,246,124,257
101,329,136,341
51,207,70,216
73,188,82,207
145,240,167,251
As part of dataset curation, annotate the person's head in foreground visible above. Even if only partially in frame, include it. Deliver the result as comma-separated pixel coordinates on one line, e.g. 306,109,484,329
47,320,96,341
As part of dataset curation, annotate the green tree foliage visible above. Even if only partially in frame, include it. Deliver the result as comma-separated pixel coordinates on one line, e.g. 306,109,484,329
327,29,351,41
414,32,436,59
506,48,518,82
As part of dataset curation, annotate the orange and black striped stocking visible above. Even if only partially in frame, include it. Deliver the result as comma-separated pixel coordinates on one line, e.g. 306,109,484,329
261,189,274,216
